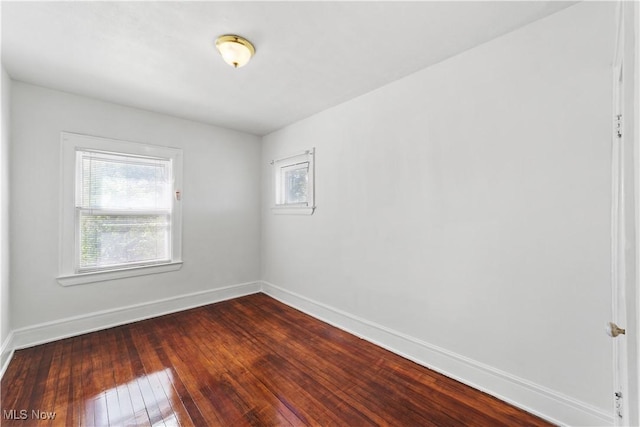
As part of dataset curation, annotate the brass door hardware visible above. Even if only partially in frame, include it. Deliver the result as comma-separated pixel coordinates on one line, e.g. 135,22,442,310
608,322,626,338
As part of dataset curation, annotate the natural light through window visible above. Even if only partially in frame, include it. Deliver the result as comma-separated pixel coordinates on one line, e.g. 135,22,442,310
58,133,183,286
272,148,315,215
279,162,309,205
77,150,172,272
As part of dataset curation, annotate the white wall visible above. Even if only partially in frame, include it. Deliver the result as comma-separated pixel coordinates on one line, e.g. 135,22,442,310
262,2,615,425
1,67,11,366
9,82,261,334
627,2,640,425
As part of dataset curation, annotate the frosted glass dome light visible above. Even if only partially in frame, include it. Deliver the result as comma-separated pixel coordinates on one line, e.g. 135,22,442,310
215,35,255,68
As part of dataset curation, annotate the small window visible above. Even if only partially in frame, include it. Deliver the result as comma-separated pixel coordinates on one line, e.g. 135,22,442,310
272,149,315,215
58,132,183,285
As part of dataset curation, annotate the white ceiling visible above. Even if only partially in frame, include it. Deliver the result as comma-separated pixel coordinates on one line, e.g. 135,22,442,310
1,1,575,136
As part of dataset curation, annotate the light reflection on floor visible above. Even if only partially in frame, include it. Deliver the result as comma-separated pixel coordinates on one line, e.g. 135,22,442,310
85,368,177,427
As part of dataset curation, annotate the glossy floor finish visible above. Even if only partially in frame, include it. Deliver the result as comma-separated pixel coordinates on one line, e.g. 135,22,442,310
1,294,553,426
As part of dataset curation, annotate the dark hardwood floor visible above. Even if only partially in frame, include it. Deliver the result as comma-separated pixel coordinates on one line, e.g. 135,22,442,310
1,293,553,426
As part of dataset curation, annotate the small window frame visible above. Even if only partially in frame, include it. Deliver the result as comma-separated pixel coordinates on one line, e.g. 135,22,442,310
271,148,315,215
58,132,183,286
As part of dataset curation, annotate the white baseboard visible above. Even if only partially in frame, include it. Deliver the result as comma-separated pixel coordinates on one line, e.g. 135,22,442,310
9,281,261,353
1,331,15,379
260,281,613,427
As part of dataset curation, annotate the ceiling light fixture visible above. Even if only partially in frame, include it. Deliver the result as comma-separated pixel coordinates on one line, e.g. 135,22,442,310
215,34,255,68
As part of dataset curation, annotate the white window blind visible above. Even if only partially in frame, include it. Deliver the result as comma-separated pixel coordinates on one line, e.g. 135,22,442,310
75,150,173,272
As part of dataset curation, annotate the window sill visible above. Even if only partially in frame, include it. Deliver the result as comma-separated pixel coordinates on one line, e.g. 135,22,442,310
272,206,315,215
57,261,183,286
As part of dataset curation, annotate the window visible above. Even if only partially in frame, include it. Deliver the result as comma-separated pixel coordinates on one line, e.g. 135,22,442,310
58,133,183,285
76,150,172,271
271,148,315,215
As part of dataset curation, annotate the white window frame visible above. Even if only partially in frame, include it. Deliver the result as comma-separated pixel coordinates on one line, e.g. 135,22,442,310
58,132,183,286
271,148,315,215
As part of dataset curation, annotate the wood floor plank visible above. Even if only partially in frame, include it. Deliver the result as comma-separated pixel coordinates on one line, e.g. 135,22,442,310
145,315,242,426
1,350,29,419
5,346,45,411
49,338,74,426
118,328,152,427
101,328,135,427
1,294,554,427
171,310,309,426
90,332,114,427
103,328,135,425
236,296,474,425
11,341,56,427
189,305,342,425
66,337,84,427
242,294,518,426
229,297,448,425
247,294,525,426
122,327,168,427
143,329,208,427
203,301,391,426
79,334,98,427
131,325,195,427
